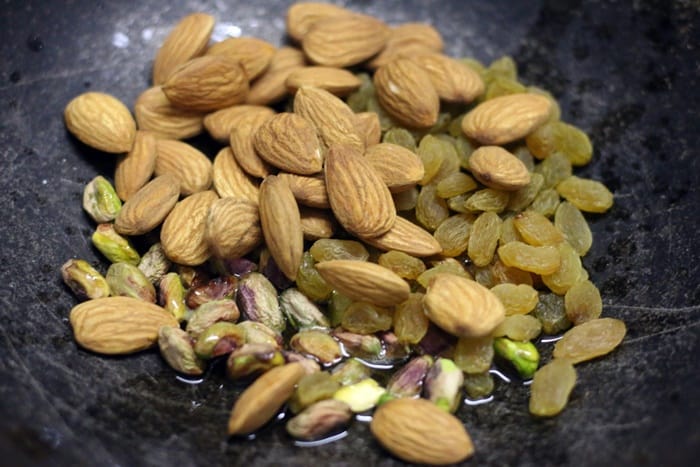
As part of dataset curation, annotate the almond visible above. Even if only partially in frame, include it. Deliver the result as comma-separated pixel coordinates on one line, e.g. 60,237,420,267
206,36,276,81
253,113,323,175
212,147,260,203
462,93,553,145
161,190,219,266
134,86,204,140
64,92,136,153
278,173,329,208
299,206,336,240
114,174,180,236
152,13,215,85
361,216,442,257
286,2,353,42
205,197,261,259
324,143,396,237
229,111,275,178
302,14,390,67
155,139,212,195
364,143,425,193
259,175,304,280
374,58,439,129
246,46,307,105
70,296,178,355
163,55,249,112
315,260,410,307
355,112,381,147
203,105,275,143
367,22,444,69
423,273,506,337
114,130,157,201
468,145,531,191
285,66,362,96
411,52,484,103
370,398,474,465
293,86,364,152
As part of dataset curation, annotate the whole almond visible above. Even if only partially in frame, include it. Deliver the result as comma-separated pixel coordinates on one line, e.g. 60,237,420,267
64,92,136,153
355,112,381,147
315,260,410,307
423,273,506,337
228,362,306,435
286,2,353,41
212,147,260,203
293,86,364,152
370,398,474,465
462,93,553,145
299,206,336,240
134,86,204,140
206,37,276,81
246,46,307,105
155,139,212,195
468,146,531,191
285,66,362,96
302,14,390,67
411,52,484,103
361,216,442,257
259,175,304,280
367,22,444,69
70,296,178,355
278,173,329,208
229,111,275,178
114,174,180,236
204,105,275,143
325,143,396,237
206,197,261,259
152,13,215,85
114,130,157,201
253,113,323,175
161,190,219,266
374,58,440,129
163,55,249,112
364,143,425,193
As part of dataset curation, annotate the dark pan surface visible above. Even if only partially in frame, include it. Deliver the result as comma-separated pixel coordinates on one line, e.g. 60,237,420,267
0,0,698,465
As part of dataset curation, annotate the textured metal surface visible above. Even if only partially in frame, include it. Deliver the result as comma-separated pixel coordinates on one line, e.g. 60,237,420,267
0,0,698,465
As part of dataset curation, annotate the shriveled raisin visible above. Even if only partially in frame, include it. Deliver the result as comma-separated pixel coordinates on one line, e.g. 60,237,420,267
513,210,564,246
533,292,571,335
341,302,393,334
434,213,475,257
454,336,494,374
555,201,592,256
416,184,450,231
468,211,502,267
497,241,561,275
564,280,602,325
393,293,429,344
309,239,369,262
492,314,542,341
436,172,478,198
464,188,509,213
553,318,626,363
378,250,426,280
556,176,613,213
490,283,539,315
542,242,584,294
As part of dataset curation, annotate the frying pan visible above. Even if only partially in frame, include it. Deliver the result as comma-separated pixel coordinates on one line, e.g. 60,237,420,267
0,0,698,465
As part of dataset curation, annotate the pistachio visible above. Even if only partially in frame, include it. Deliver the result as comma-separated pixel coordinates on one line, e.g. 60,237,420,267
332,329,382,359
380,331,411,362
226,343,285,380
193,322,246,359
185,275,238,309
186,299,241,339
222,257,258,277
279,288,330,330
286,399,353,441
61,259,110,301
158,272,188,322
238,320,284,349
176,264,210,289
288,371,341,413
158,326,206,375
91,223,140,265
138,243,171,285
333,378,386,412
289,329,342,365
386,355,433,399
283,351,322,374
423,358,464,413
105,262,156,303
236,272,285,333
329,357,371,386
82,176,122,223
494,337,540,378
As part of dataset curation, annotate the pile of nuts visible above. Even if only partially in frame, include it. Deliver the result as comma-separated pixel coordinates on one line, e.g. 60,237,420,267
61,3,626,464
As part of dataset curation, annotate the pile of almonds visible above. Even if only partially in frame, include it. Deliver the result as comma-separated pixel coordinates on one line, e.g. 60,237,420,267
62,3,626,465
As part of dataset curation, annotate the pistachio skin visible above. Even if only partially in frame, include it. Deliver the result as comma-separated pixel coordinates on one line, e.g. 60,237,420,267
92,223,140,265
83,175,122,223
61,259,110,301
106,262,156,302
494,337,540,378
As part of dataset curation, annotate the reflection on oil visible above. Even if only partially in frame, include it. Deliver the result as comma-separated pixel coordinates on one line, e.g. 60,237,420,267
294,430,348,447
464,395,495,406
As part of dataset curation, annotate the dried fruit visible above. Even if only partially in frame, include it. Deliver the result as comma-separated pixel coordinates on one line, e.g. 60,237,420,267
553,318,626,364
161,190,219,266
106,262,156,303
114,131,157,201
154,139,212,195
91,223,140,265
205,198,261,260
565,280,603,325
497,241,561,275
286,399,352,441
529,359,577,417
206,37,276,81
64,92,136,153
114,174,180,236
315,260,410,307
61,259,110,301
82,176,122,223
469,146,531,191
158,326,206,375
134,86,204,140
412,52,484,103
556,175,614,213
364,143,425,193
212,147,260,203
494,337,540,378
254,113,323,175
286,66,362,96
152,13,214,85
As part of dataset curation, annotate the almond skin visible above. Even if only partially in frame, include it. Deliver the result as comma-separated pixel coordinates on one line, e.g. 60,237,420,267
462,93,553,145
355,112,381,147
360,216,442,257
229,111,275,178
278,173,329,208
134,86,204,140
364,143,425,193
286,2,353,42
114,174,180,236
152,13,215,85
324,143,396,237
367,22,444,69
259,175,304,280
374,58,440,129
285,66,362,96
246,46,307,105
206,197,261,259
204,105,275,143
161,190,219,266
411,52,485,103
212,147,260,204
206,36,276,81
155,139,212,195
299,206,336,240
468,145,531,191
163,55,249,112
253,113,323,175
64,92,136,153
315,260,410,307
114,130,157,201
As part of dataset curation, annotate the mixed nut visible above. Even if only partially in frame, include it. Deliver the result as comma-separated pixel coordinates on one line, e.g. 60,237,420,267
61,2,626,464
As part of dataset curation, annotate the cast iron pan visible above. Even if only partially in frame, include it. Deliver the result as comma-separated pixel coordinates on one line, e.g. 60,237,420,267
0,0,698,465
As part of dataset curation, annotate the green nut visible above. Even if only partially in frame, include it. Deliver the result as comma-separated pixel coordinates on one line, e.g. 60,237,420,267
286,399,352,441
226,343,285,380
328,290,353,327
289,371,341,414
193,322,245,359
333,378,386,413
138,243,171,285
329,358,371,386
158,326,206,375
423,358,464,413
106,262,156,302
237,320,283,349
185,299,240,339
236,272,285,333
158,273,188,322
386,355,433,399
494,337,540,379
61,259,110,301
83,175,122,223
289,329,341,365
91,223,140,265
280,288,330,330
332,329,382,358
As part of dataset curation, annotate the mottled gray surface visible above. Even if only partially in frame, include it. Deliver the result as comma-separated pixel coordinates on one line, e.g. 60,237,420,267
0,0,698,466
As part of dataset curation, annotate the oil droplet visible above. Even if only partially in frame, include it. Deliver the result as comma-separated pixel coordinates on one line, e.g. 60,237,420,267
293,430,348,447
27,35,44,52
464,395,494,406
